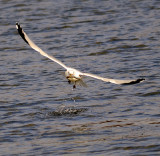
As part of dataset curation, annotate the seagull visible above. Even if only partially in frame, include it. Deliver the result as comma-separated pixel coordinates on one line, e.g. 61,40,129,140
16,23,145,88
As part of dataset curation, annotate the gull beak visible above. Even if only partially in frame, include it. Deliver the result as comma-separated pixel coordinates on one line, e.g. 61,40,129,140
69,74,73,77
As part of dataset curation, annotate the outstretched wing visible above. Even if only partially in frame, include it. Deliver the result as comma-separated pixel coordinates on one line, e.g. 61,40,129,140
82,72,145,85
16,23,68,70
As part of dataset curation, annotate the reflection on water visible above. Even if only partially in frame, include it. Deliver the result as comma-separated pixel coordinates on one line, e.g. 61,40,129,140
0,0,160,155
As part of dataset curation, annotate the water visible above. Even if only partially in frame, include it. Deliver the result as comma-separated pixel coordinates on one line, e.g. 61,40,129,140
0,0,160,155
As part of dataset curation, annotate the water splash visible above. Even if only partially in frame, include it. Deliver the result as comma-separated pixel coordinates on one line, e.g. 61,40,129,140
46,105,88,117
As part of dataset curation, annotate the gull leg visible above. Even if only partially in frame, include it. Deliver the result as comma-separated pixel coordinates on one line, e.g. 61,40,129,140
73,81,76,89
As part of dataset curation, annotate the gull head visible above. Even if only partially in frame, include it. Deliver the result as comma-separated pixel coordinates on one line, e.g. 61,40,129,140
65,70,74,77
68,70,74,75
65,68,82,78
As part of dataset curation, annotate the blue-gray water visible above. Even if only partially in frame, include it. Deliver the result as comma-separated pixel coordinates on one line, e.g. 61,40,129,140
0,0,160,155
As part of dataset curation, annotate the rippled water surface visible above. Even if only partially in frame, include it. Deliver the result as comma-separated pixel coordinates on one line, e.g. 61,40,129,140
0,0,160,155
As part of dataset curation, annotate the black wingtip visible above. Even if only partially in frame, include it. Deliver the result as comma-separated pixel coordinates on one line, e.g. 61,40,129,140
16,22,29,45
16,22,19,26
122,78,145,85
133,78,145,84
16,22,20,30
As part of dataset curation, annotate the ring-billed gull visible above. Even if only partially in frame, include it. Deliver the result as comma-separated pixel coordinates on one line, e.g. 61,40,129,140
16,23,145,88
